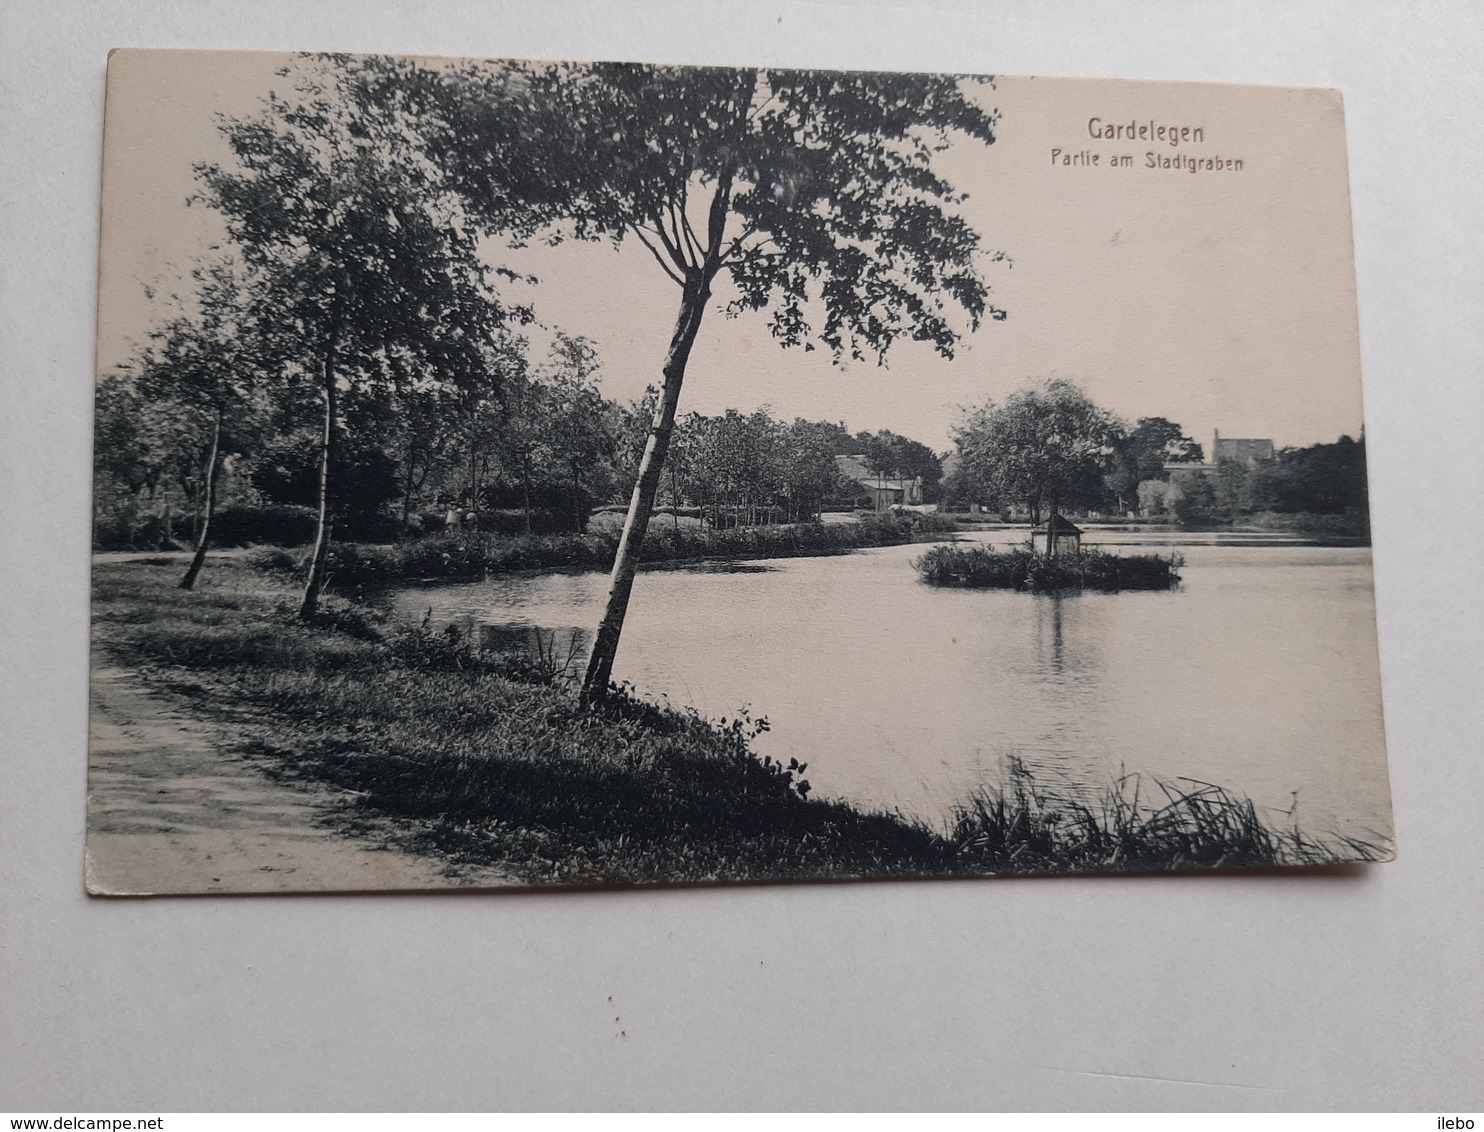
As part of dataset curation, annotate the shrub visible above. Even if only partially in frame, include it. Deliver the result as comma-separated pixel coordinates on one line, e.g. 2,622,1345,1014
209,503,320,547
92,511,188,552
900,510,958,533
914,544,1182,591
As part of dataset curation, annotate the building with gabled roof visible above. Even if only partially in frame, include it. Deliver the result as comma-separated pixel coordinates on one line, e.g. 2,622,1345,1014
1163,429,1275,486
834,454,923,511
1211,430,1275,467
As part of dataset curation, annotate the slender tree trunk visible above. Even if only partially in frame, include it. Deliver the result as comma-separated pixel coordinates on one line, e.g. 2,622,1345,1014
581,277,711,706
571,459,582,533
178,407,222,590
468,405,479,519
520,452,532,534
188,479,202,543
401,442,416,537
299,332,339,621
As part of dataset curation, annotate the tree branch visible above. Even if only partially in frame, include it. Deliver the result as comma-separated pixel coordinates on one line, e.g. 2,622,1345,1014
650,212,694,276
746,89,778,124
630,225,687,287
718,222,763,265
675,181,705,265
663,199,700,271
701,70,758,278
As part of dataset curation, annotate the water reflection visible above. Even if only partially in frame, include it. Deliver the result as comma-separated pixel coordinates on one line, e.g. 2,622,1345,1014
477,623,591,664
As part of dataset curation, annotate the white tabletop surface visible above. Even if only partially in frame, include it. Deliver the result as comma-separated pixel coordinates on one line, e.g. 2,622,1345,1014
1,0,1480,1112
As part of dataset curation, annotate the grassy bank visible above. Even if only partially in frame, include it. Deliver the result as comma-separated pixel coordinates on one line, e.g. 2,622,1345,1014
91,561,1381,882
92,561,949,884
914,544,1183,592
252,514,936,586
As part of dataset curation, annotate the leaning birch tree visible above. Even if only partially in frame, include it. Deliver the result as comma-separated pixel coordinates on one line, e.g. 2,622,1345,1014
136,268,253,589
427,61,1008,703
195,56,521,619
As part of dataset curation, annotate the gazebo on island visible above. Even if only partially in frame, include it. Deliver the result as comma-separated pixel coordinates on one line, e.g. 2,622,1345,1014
1031,514,1084,559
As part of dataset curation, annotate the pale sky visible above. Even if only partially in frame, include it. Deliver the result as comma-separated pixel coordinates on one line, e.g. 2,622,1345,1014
97,50,1367,453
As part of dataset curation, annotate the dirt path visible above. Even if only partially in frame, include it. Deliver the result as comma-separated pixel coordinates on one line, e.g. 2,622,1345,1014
87,662,514,895
91,548,260,565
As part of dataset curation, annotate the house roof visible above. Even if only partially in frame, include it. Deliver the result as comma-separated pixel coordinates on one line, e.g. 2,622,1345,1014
834,454,916,488
1034,514,1084,534
1212,437,1275,464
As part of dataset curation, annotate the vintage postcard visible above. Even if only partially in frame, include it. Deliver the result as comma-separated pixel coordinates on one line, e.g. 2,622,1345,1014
88,49,1393,894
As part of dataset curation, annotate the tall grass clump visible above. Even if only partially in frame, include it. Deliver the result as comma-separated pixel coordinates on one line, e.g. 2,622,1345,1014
948,758,1388,871
914,544,1182,592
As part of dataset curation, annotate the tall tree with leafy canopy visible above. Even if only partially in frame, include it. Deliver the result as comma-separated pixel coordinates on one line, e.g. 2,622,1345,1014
535,333,615,532
1104,416,1203,510
953,379,1119,546
195,55,523,619
780,418,853,521
129,261,268,589
425,60,1008,703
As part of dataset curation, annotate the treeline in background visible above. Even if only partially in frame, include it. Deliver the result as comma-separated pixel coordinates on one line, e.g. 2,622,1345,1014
95,356,1368,553
940,378,1369,536
93,338,947,552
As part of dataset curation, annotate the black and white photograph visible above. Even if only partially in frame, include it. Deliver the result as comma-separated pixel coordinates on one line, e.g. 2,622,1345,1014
87,48,1394,894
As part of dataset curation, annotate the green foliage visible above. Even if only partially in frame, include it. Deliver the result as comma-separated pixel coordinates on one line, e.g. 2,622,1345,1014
1105,416,1203,506
249,429,403,537
1260,435,1369,515
430,60,1006,361
1140,437,1369,532
914,544,1182,591
951,379,1120,517
207,503,320,547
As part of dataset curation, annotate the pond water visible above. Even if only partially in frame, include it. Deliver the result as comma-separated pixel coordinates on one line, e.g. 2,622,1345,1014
378,529,1393,841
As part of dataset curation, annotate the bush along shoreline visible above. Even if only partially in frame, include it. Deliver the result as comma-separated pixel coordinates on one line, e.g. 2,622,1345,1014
914,544,1183,592
252,514,945,586
91,560,1386,884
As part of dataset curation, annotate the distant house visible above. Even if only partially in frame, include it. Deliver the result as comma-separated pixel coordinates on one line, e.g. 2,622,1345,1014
1164,429,1274,485
1211,430,1275,466
834,454,924,511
